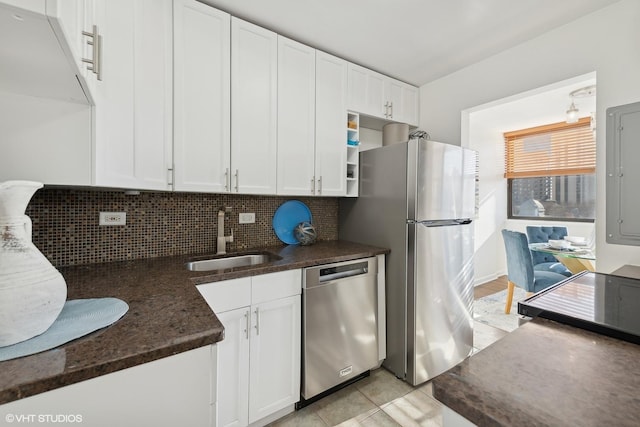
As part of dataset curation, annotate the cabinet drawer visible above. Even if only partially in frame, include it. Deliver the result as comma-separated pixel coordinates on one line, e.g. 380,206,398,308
252,269,301,305
197,277,251,313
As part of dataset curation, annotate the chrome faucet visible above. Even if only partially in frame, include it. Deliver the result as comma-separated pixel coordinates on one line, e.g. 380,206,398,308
216,207,234,255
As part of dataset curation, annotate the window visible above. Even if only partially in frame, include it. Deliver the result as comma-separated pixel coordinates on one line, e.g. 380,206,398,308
504,117,595,221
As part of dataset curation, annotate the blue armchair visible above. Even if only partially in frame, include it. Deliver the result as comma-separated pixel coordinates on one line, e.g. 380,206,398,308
525,226,572,277
501,230,567,314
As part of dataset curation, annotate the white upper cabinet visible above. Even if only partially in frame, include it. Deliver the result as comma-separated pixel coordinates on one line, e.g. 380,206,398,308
231,17,278,194
173,0,231,193
2,0,418,192
276,36,316,196
315,51,348,196
277,44,348,197
348,62,419,127
386,79,420,126
46,0,89,97
89,0,173,190
0,0,89,103
348,63,386,119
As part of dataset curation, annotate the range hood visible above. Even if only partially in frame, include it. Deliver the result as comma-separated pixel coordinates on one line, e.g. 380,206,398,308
0,1,90,104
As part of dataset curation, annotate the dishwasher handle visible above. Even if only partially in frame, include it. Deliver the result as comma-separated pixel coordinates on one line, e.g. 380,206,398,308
319,267,368,283
304,258,374,289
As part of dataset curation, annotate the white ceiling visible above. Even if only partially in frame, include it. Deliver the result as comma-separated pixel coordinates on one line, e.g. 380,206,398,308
469,74,597,144
201,0,620,86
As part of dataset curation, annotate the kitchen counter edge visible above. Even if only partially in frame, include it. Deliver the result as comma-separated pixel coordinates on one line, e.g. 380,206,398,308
432,317,640,426
0,240,389,405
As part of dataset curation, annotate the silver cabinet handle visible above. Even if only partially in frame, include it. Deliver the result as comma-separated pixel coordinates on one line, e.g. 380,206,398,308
95,32,102,81
224,168,229,191
317,176,322,195
311,176,315,194
389,101,393,118
167,168,173,187
234,169,239,192
254,307,260,335
82,25,102,81
384,101,389,118
244,310,250,340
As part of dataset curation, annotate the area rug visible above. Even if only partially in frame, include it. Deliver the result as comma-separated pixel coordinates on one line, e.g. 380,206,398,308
473,287,527,332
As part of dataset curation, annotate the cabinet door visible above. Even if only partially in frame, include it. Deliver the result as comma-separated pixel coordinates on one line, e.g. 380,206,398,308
46,0,85,76
91,0,173,190
347,63,386,119
173,0,230,192
248,296,301,423
316,51,347,196
386,79,419,126
217,308,251,427
277,36,316,196
80,0,97,91
231,18,277,194
401,84,420,127
386,79,403,122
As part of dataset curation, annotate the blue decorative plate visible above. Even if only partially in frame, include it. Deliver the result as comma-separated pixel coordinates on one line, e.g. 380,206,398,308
273,200,312,245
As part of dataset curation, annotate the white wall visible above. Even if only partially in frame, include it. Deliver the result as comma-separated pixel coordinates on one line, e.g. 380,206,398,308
469,75,596,283
420,0,640,274
359,127,383,151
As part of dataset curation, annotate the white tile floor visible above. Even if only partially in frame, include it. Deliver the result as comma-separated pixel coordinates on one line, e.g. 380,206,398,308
269,321,509,427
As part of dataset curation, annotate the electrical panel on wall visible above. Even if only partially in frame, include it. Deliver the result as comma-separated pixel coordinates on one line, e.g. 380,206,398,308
606,101,640,245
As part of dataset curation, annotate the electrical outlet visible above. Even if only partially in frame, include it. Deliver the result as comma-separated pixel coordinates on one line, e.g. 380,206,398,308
99,212,126,226
238,212,255,224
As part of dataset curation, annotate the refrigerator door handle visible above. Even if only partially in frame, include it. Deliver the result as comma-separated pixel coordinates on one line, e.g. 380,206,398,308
408,219,473,227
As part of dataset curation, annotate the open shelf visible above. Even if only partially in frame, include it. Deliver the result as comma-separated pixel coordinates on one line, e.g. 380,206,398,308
346,112,359,197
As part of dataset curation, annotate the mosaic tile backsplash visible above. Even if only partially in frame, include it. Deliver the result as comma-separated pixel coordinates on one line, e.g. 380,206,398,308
26,189,339,267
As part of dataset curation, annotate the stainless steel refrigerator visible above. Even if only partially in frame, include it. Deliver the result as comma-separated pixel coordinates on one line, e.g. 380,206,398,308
339,138,477,385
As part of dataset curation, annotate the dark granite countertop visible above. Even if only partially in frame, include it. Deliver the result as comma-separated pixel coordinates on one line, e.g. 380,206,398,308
432,318,640,427
0,240,388,405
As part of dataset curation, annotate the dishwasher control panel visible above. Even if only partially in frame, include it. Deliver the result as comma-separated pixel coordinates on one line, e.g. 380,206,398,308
303,258,374,289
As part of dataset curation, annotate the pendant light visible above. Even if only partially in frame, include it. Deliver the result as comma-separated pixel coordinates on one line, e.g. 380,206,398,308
565,85,596,124
566,101,579,123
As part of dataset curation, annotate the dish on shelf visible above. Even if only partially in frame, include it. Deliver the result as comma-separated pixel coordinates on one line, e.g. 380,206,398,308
272,200,312,245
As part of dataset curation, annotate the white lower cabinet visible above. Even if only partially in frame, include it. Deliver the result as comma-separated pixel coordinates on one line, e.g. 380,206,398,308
197,270,302,427
248,295,300,423
217,307,251,426
0,346,216,427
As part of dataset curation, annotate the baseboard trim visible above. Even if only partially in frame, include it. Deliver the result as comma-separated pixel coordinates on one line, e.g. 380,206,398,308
474,270,506,286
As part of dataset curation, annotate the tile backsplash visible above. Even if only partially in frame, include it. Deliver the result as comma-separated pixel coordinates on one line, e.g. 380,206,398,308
26,189,338,267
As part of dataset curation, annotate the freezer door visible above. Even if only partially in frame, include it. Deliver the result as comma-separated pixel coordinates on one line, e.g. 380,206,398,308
406,222,474,385
410,140,477,221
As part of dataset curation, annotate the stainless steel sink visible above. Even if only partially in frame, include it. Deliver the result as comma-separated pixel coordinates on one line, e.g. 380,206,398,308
186,252,281,272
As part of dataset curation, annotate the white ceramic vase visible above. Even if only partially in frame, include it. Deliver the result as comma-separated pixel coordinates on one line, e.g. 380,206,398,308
0,181,67,346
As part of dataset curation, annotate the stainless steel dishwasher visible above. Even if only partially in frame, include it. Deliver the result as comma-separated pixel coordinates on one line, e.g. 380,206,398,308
301,256,379,402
